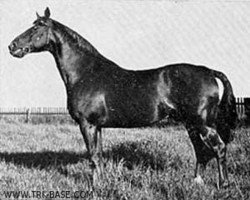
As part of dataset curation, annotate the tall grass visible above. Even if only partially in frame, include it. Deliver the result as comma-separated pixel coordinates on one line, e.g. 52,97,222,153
0,121,249,199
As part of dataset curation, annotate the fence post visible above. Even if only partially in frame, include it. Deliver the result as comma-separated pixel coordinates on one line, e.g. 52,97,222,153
25,108,31,123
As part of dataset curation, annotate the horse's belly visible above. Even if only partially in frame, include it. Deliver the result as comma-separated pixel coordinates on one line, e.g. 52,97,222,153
103,115,154,128
103,97,175,128
103,102,155,127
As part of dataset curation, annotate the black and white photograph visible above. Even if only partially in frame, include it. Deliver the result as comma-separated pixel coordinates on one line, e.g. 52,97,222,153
0,0,249,199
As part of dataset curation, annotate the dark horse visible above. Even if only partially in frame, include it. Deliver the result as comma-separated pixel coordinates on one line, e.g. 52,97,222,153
9,8,237,188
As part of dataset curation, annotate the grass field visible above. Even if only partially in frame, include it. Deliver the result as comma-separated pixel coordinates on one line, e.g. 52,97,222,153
0,121,249,200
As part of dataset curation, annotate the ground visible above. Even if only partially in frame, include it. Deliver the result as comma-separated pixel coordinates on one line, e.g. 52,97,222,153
0,121,249,200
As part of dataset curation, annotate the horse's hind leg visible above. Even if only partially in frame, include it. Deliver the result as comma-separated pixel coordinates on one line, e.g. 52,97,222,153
194,160,206,185
186,125,212,185
186,120,228,188
79,119,103,185
199,126,228,188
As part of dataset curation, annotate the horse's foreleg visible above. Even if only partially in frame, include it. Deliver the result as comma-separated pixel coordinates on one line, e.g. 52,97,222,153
79,119,103,185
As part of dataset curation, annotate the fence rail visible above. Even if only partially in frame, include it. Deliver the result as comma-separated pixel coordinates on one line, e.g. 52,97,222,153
0,107,69,123
0,107,69,115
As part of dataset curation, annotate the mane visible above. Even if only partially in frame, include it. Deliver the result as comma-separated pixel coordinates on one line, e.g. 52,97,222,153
52,19,100,56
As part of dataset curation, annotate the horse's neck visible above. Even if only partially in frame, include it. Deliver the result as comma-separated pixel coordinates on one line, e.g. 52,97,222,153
51,41,81,87
49,21,100,91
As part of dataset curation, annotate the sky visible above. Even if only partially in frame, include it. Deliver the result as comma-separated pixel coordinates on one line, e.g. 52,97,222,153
0,0,250,107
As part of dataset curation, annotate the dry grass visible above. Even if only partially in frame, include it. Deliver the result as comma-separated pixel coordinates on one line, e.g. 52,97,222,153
0,121,249,199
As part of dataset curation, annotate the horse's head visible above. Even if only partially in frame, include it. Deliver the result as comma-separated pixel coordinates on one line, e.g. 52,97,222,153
9,7,53,58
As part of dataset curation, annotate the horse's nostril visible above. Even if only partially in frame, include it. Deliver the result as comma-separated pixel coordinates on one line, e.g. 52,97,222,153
8,42,16,51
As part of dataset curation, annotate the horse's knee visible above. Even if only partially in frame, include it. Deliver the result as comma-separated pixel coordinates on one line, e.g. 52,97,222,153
91,151,103,166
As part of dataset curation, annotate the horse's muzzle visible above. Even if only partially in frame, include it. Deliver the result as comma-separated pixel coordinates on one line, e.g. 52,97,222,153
8,42,29,58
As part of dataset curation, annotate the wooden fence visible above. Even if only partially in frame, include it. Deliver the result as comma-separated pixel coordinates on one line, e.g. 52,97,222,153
0,107,69,123
0,107,68,115
0,97,249,123
236,97,245,119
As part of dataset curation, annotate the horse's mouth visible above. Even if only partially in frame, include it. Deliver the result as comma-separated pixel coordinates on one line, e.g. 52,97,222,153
10,47,30,58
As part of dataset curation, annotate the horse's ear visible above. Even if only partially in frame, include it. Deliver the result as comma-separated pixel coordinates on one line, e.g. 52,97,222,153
36,12,41,19
44,7,50,18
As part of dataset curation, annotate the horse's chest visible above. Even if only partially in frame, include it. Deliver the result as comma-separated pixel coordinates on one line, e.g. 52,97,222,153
67,90,108,125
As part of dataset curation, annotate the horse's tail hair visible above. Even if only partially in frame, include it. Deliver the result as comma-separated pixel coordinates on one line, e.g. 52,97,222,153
213,70,238,143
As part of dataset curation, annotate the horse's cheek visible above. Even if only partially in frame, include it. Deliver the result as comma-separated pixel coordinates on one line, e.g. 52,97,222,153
34,36,47,49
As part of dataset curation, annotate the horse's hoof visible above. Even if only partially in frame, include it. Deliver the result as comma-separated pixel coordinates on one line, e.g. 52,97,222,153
194,175,204,185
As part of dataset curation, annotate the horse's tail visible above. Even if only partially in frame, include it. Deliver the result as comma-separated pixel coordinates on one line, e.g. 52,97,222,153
213,70,238,143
